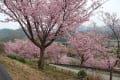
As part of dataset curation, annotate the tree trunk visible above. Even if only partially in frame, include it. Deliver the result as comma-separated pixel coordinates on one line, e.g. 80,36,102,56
80,56,84,67
109,69,113,80
117,41,120,59
38,48,45,70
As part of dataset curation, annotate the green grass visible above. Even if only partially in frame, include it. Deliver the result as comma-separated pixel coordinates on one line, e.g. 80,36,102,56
7,54,26,63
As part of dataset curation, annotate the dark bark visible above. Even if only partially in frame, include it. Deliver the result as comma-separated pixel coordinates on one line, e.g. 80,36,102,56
80,55,87,66
117,41,120,59
80,55,84,65
38,48,45,70
109,68,113,80
109,23,120,59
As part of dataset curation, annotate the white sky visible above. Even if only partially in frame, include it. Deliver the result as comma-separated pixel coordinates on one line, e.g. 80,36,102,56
0,0,120,29
83,0,120,27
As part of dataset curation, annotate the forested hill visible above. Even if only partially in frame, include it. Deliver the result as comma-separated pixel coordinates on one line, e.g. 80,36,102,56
0,28,67,43
0,26,112,42
0,28,25,42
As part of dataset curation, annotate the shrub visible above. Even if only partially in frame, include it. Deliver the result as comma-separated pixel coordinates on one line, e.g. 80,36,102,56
77,70,87,79
7,54,26,63
7,54,16,59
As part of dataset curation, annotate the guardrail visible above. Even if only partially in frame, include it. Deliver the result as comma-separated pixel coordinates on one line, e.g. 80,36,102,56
50,63,120,74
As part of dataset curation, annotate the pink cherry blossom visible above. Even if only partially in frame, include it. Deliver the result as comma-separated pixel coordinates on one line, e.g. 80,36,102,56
67,32,117,69
0,0,107,69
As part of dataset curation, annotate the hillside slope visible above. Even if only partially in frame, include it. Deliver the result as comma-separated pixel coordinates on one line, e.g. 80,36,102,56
0,29,25,42
0,55,75,80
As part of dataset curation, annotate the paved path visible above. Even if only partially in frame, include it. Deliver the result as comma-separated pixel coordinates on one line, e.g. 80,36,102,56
49,64,120,80
0,64,12,80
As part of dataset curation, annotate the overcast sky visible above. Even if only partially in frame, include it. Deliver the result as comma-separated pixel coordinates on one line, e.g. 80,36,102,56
83,0,120,27
0,0,120,29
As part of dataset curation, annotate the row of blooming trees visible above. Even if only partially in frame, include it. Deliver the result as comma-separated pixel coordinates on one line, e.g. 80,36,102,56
67,31,117,68
0,0,107,69
4,32,117,69
68,31,117,80
4,39,68,63
4,39,40,58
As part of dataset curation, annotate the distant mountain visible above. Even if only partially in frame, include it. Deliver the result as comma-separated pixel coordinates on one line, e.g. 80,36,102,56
0,26,113,42
0,28,26,42
75,26,89,32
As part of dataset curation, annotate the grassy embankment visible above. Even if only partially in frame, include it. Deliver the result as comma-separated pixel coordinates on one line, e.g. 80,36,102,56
0,54,104,80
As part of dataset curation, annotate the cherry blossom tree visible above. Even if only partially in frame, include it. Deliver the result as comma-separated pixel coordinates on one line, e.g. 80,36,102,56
85,49,117,80
0,0,107,69
100,12,120,80
67,32,108,66
68,32,117,80
101,12,120,59
4,39,40,58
